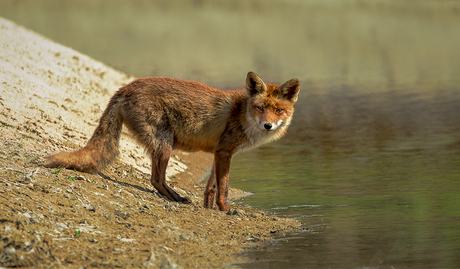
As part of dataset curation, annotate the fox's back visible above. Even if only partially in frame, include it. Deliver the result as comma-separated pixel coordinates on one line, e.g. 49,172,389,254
117,77,247,152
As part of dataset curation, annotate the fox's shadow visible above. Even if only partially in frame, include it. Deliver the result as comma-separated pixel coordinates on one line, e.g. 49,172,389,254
98,172,162,197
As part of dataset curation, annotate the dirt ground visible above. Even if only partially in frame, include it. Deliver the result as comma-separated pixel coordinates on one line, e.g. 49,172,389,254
0,18,300,268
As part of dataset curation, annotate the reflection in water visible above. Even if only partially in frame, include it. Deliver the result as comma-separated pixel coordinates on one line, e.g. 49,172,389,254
1,0,459,268
287,82,460,151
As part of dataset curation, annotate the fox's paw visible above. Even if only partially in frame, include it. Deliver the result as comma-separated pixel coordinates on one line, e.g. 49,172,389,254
203,194,215,209
216,200,229,212
180,196,192,204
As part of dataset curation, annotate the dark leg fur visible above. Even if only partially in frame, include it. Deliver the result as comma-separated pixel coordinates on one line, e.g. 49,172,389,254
150,146,191,204
203,161,216,208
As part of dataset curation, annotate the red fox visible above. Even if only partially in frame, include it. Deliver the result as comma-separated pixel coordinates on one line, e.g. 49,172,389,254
45,72,300,211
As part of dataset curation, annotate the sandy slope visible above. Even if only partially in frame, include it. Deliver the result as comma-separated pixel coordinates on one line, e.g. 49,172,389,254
0,18,300,268
0,17,185,178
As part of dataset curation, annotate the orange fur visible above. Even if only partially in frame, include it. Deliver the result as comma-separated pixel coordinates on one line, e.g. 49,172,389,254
45,72,300,211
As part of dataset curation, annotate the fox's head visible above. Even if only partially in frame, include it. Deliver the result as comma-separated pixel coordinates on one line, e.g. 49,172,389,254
245,72,300,133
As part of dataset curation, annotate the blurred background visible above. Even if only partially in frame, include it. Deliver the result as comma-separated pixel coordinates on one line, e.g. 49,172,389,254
2,0,460,87
1,0,460,268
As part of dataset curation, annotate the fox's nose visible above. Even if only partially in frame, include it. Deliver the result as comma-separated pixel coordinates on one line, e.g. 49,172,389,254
264,123,272,130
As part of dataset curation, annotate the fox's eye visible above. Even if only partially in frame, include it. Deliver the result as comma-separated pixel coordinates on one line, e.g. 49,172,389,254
256,106,264,112
276,108,283,113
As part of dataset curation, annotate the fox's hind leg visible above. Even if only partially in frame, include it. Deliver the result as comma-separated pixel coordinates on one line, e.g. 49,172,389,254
203,161,216,208
150,144,192,204
120,99,191,204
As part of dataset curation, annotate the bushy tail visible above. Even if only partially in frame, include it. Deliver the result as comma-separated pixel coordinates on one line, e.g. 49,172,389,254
45,94,123,174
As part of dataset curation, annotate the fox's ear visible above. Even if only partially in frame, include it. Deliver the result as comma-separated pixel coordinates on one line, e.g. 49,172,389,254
246,72,266,96
278,78,300,103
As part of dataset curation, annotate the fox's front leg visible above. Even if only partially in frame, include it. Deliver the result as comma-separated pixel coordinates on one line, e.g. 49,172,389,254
203,161,216,208
214,150,232,211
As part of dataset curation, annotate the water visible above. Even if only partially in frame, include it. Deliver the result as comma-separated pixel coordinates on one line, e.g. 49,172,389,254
232,141,460,268
1,0,460,268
